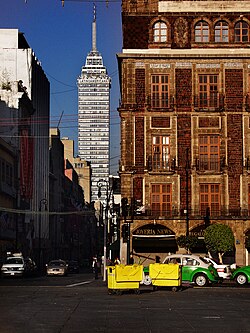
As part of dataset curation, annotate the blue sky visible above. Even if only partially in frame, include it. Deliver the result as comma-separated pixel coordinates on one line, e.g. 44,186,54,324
1,0,122,175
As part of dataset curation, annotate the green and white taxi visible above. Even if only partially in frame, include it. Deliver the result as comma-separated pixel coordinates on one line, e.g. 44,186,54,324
163,254,221,287
231,265,250,285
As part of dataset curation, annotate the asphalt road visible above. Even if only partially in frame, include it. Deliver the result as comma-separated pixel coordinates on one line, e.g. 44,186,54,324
0,273,249,333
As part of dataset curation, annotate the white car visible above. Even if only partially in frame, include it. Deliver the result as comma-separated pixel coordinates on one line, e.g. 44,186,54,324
203,257,231,279
162,254,221,286
1,254,25,277
46,260,68,276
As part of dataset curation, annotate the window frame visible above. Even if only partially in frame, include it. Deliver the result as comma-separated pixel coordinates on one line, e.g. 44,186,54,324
152,135,170,170
195,20,210,42
198,135,220,171
151,74,170,109
200,183,220,216
153,21,168,43
234,20,249,43
198,74,219,108
151,183,172,216
214,21,229,43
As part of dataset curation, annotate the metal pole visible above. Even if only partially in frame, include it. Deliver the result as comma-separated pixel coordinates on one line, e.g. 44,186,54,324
38,199,47,273
186,148,189,236
103,185,108,282
127,221,130,264
38,201,41,272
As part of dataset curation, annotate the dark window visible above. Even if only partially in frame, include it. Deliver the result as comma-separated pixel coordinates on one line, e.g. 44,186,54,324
235,21,249,42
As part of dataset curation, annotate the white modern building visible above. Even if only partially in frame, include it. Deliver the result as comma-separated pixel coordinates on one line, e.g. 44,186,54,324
0,29,50,261
77,7,111,202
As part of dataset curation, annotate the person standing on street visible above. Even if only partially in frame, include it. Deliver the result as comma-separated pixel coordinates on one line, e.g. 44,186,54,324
129,253,134,264
114,257,120,265
92,257,98,279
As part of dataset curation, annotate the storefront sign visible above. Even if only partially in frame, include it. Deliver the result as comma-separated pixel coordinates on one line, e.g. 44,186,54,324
134,224,174,236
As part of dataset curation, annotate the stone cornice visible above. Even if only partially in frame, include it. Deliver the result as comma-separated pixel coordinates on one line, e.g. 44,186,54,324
119,48,250,58
159,1,250,13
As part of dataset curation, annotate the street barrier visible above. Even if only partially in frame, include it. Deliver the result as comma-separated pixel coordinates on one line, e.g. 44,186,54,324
107,264,143,295
149,263,182,291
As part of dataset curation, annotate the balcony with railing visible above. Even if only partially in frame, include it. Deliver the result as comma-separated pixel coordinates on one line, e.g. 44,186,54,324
195,157,225,172
132,206,250,219
147,155,176,172
146,95,175,110
194,93,224,111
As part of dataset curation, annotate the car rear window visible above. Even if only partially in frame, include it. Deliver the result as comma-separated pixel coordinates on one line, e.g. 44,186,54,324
5,258,23,264
164,257,181,264
49,261,65,266
199,257,209,264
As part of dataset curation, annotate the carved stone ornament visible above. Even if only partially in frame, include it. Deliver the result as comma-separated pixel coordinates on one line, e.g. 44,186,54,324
174,17,189,48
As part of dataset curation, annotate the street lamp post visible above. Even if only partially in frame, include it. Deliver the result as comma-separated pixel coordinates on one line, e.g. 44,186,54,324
39,198,48,273
97,179,110,282
185,148,190,236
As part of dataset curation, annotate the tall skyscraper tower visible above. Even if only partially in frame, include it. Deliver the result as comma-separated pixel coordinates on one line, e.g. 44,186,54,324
77,6,111,202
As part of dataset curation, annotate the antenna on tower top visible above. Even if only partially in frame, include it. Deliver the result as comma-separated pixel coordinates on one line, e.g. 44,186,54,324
93,3,96,22
92,3,97,52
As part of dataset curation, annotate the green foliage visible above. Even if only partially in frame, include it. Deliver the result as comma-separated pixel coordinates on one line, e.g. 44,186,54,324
204,224,235,263
176,235,199,252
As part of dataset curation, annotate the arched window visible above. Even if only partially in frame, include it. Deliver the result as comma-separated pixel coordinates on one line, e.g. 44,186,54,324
195,21,209,42
215,21,229,42
153,21,167,43
235,21,249,42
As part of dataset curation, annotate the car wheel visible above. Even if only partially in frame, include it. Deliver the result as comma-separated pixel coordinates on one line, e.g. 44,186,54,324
194,274,208,287
236,273,247,286
142,274,152,285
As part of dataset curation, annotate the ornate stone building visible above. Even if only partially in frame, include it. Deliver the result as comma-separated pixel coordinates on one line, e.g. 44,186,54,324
117,0,250,265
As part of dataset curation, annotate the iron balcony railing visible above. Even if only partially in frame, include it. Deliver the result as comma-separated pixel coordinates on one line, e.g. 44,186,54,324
194,93,224,110
132,207,249,219
146,95,175,109
195,157,225,172
147,155,176,172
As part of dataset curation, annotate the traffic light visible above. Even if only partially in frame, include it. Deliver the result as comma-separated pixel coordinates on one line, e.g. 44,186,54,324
121,197,129,217
131,197,142,217
122,224,129,242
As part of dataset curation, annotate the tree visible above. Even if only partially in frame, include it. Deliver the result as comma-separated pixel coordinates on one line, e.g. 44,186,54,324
204,224,235,264
176,235,199,254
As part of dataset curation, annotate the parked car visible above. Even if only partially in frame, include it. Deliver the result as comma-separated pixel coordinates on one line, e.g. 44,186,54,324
231,265,250,285
1,253,36,277
46,260,68,276
203,257,231,280
1,254,25,277
67,260,80,273
162,254,221,287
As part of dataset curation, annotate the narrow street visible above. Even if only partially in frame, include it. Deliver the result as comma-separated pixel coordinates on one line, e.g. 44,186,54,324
0,273,249,333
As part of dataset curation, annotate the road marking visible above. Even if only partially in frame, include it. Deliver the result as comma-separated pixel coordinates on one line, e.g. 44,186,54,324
202,316,222,319
66,280,93,287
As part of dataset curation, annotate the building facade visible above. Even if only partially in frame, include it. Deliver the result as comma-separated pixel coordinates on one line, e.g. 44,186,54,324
0,29,50,262
77,7,111,202
62,137,91,205
118,0,250,265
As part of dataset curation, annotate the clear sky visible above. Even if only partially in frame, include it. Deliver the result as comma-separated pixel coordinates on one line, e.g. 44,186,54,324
1,0,122,175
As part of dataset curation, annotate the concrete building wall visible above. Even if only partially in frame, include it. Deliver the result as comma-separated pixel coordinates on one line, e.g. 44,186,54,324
0,29,50,263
